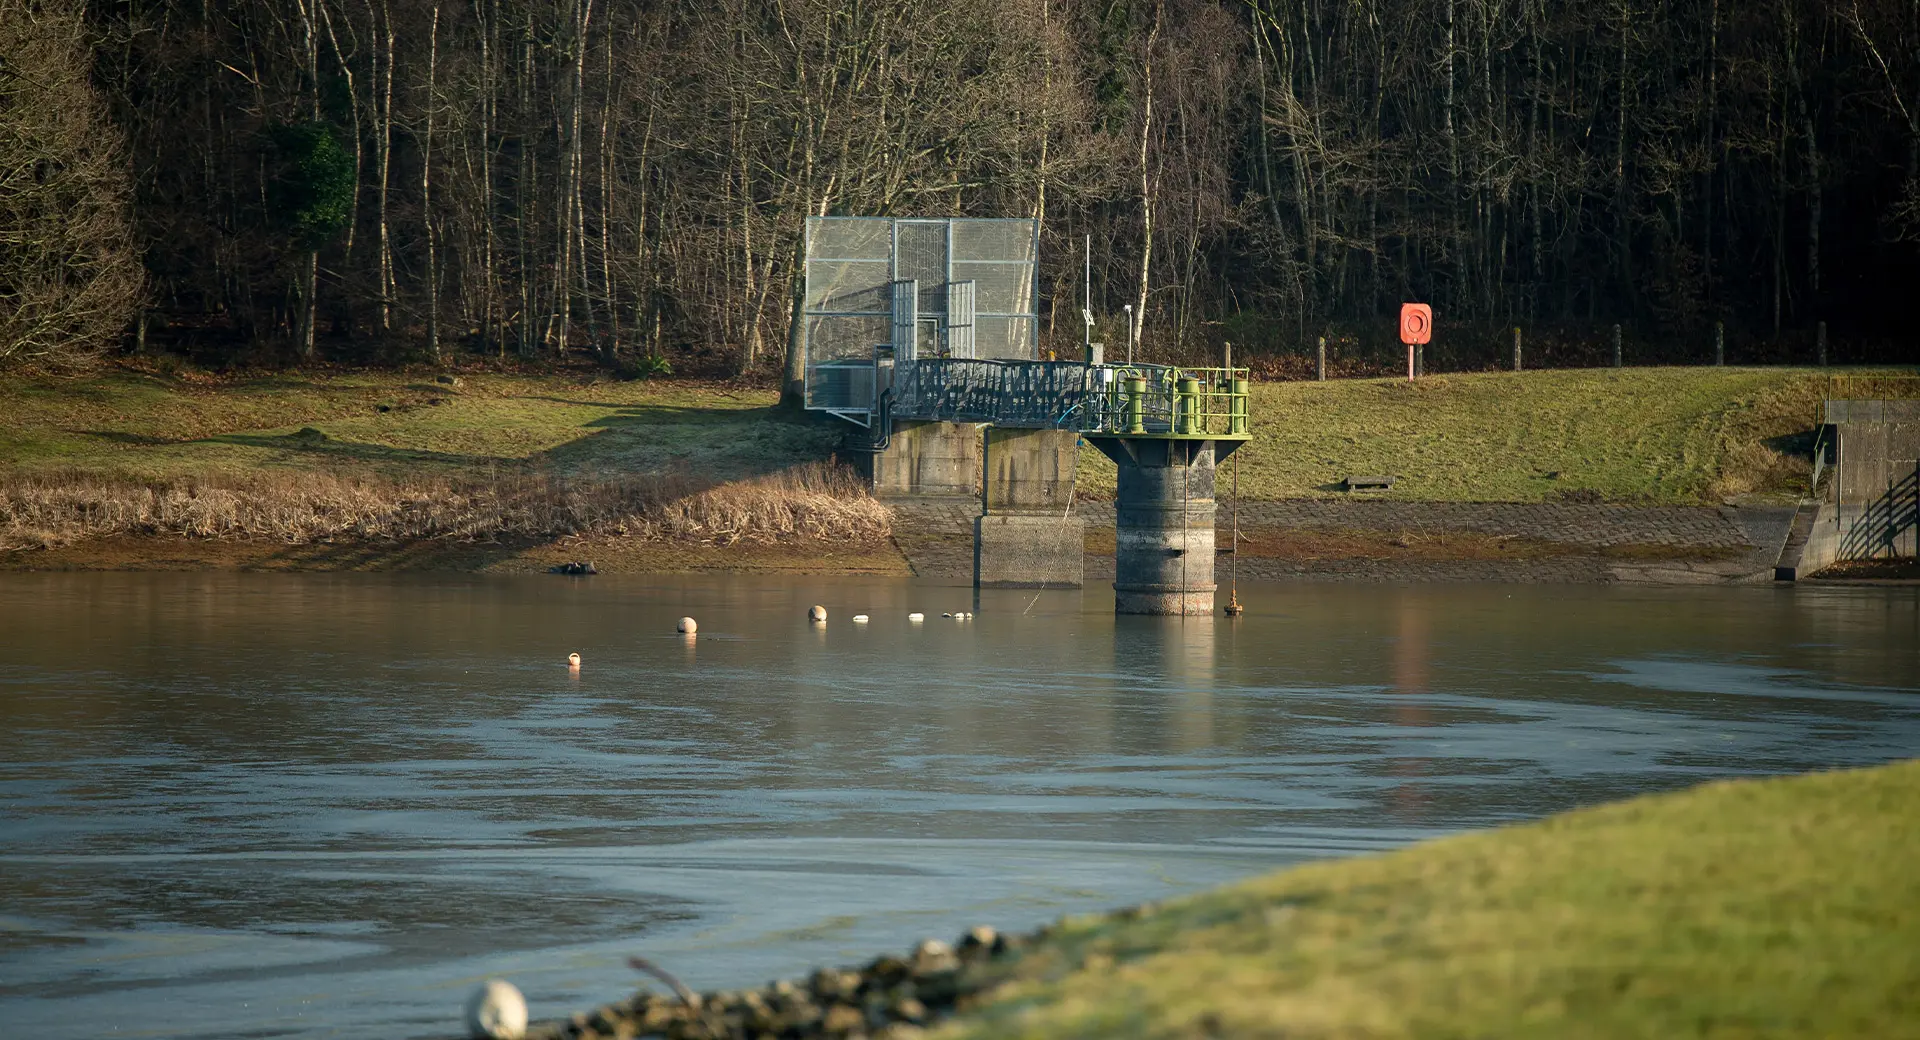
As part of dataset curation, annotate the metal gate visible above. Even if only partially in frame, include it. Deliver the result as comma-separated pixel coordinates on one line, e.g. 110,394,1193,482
891,280,919,363
948,280,976,359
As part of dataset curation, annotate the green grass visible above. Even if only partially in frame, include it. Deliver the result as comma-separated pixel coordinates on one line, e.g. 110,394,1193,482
1077,367,1899,503
6,364,1912,505
938,759,1920,1040
0,366,838,482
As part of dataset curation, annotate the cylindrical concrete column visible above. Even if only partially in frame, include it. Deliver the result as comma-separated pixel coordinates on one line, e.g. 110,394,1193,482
1111,440,1217,615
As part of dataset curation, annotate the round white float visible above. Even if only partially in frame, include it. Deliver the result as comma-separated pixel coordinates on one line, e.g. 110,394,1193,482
907,612,925,622
677,617,698,634
567,652,581,667
852,614,870,623
464,979,528,1040
808,605,827,623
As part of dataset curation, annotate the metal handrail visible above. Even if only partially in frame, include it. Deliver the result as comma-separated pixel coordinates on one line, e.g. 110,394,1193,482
887,359,1250,436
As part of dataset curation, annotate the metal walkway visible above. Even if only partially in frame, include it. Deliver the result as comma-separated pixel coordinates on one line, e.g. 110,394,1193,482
879,359,1251,439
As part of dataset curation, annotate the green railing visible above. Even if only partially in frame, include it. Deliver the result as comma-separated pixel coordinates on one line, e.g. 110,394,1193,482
884,359,1251,437
1083,365,1251,439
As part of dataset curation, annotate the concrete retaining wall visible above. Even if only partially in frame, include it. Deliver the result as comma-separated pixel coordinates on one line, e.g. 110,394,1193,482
1826,400,1919,561
865,421,981,497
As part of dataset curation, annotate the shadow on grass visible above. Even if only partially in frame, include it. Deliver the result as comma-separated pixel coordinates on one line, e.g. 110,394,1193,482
535,402,842,478
76,430,181,446
210,431,512,469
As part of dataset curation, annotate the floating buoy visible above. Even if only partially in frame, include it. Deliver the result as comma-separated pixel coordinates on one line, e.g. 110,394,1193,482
567,652,581,668
808,605,827,623
464,979,528,1040
677,617,697,634
907,612,925,622
942,612,953,618
852,614,870,623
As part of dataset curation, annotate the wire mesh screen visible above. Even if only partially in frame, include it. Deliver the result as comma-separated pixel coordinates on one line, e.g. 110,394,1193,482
803,216,1038,412
895,221,950,316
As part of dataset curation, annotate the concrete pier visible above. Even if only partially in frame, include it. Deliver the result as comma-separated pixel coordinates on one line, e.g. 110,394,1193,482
982,428,1078,513
975,427,1083,588
1088,437,1229,615
861,420,980,497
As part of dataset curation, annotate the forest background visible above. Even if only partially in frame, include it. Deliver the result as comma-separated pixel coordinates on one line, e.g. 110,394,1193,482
5,0,1919,399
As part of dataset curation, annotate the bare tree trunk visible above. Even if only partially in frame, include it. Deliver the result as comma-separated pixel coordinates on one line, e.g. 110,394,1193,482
423,3,441,360
295,0,321,358
478,0,500,355
374,0,394,336
598,24,617,360
1134,5,1161,353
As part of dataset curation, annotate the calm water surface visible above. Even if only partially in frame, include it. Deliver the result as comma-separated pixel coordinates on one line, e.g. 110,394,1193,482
0,573,1916,1039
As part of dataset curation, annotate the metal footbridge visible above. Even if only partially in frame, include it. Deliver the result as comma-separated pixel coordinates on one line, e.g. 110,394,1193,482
800,214,1252,615
877,358,1250,439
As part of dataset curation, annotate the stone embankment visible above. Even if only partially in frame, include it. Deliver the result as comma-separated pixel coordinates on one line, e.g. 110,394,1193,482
890,497,1795,584
514,926,1025,1040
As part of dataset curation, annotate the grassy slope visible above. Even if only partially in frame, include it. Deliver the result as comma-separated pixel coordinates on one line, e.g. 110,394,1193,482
0,367,837,482
6,364,1909,505
1078,367,1855,503
939,759,1920,1040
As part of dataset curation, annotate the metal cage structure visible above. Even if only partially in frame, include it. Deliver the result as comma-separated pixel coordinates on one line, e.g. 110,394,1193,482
802,217,1040,420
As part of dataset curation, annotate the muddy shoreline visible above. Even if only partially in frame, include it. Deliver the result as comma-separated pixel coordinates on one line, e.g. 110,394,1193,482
0,497,1815,584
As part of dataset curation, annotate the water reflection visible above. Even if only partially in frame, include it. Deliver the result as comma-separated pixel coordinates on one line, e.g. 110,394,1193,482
1390,594,1433,819
0,574,1913,1040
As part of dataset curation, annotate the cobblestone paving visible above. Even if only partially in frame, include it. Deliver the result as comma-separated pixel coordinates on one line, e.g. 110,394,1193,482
886,497,1775,584
1075,500,1750,548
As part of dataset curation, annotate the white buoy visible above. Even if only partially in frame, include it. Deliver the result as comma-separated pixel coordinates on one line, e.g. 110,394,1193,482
852,614,870,623
677,617,697,634
808,605,827,623
464,979,528,1040
908,612,925,622
942,612,953,618
567,652,581,667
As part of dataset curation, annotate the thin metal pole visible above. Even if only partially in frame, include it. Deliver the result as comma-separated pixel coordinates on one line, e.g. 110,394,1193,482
1227,446,1242,615
1316,336,1326,381
1512,327,1522,372
1084,234,1092,353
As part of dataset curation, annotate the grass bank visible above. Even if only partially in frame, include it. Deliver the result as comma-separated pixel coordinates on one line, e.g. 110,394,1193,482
526,761,1918,1039
3,362,1910,572
1077,367,1897,504
0,364,895,571
937,759,1920,1038
0,364,835,480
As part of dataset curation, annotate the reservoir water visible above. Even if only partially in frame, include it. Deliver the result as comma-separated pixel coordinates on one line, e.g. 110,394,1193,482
0,573,1915,1039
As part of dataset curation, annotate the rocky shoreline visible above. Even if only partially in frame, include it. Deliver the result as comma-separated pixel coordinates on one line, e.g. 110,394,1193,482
501,925,1031,1040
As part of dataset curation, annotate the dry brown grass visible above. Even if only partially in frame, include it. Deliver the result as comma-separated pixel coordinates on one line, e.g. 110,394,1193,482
0,461,890,551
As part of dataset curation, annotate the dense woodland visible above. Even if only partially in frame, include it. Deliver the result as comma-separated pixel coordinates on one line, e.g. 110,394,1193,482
4,0,1919,390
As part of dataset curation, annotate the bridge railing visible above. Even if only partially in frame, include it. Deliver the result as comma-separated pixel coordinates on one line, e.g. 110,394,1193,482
1079,364,1250,438
888,359,1249,436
